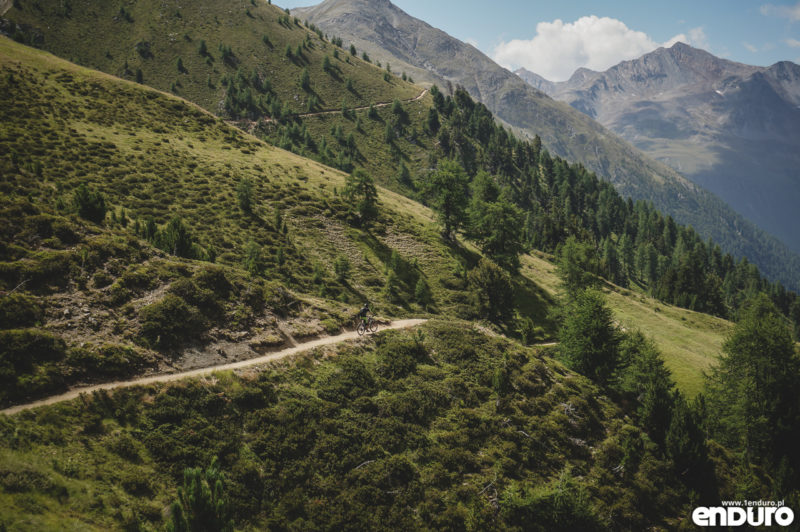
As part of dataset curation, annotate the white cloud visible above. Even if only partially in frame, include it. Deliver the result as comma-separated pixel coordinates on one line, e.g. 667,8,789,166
743,41,759,52
492,16,706,82
464,37,479,49
760,2,800,21
787,38,800,47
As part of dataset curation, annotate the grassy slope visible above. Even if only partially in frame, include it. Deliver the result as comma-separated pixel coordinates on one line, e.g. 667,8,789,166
0,34,731,401
0,321,710,531
0,35,752,532
0,36,501,406
4,0,419,114
9,0,800,292
522,252,731,397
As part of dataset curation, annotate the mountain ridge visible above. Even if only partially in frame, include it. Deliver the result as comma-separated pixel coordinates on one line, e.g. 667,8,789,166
291,0,800,290
517,42,800,256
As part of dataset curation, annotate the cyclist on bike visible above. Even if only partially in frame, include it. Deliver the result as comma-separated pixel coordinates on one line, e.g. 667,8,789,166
358,302,370,326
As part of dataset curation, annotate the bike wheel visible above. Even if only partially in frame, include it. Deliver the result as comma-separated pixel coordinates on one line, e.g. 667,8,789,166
357,322,366,336
368,318,378,333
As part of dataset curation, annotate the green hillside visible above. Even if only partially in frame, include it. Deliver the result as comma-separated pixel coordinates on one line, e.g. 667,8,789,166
522,252,732,397
0,321,736,531
3,0,419,115
0,36,508,406
7,0,800,293
2,35,799,530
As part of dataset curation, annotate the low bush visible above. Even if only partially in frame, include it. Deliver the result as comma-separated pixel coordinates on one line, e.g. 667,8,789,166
66,343,151,378
139,294,206,348
0,292,43,328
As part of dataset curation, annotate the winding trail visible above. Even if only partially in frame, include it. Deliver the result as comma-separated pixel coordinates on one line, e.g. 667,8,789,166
1,319,427,416
232,88,429,132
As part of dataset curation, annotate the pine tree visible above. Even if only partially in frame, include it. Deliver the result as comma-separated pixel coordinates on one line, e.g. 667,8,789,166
666,393,708,483
467,258,514,323
706,294,800,473
617,332,674,445
166,457,233,532
421,159,470,239
299,67,310,91
558,289,619,385
343,169,378,224
237,177,254,214
555,236,597,299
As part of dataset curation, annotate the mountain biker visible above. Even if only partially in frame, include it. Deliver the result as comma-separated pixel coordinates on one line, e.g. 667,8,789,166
358,302,370,326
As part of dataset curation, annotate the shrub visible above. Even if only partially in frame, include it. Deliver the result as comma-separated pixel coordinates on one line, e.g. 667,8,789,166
72,183,107,223
317,358,376,403
467,258,513,323
194,266,231,298
167,457,233,532
0,329,67,403
375,334,427,379
0,292,43,328
66,343,150,377
139,294,206,348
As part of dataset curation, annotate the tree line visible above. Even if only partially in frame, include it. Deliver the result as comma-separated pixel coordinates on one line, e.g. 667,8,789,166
416,85,800,336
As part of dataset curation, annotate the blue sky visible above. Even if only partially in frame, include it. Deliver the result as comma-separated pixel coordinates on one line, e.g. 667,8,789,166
281,0,800,80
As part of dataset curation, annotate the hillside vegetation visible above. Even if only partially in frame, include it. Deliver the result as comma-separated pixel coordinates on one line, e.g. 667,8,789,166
0,322,740,530
2,34,800,531
6,0,800,292
4,0,419,115
0,36,500,407
291,0,800,292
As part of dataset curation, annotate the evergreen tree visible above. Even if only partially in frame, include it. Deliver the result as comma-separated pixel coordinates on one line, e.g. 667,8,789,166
617,331,675,445
343,169,378,224
72,183,107,223
158,217,195,258
167,457,233,532
422,159,470,239
467,258,514,323
469,193,525,272
666,393,709,484
555,236,597,299
425,107,440,134
558,289,619,386
299,67,310,91
706,294,800,475
237,177,254,214
414,277,432,308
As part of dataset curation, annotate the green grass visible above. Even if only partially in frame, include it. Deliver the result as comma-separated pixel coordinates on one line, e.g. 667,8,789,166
0,322,708,530
0,36,494,404
521,252,731,396
5,0,419,115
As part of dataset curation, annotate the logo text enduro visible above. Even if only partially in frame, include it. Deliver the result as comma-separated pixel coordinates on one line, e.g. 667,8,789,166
692,502,794,527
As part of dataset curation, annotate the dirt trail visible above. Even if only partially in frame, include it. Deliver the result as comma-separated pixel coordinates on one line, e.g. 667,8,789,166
233,88,429,132
293,87,428,119
1,319,427,416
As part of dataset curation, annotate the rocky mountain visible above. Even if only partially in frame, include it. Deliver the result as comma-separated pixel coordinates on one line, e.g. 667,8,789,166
517,43,800,255
291,0,800,289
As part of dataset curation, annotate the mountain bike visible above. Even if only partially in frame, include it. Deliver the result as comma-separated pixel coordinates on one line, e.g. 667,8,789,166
356,314,378,335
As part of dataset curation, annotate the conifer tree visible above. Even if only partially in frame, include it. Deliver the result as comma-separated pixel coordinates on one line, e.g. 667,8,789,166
343,169,378,224
558,289,619,386
422,159,469,239
706,294,800,474
167,457,233,532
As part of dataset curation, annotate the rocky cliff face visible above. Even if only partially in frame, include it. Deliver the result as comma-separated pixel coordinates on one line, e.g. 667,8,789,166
522,43,800,254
